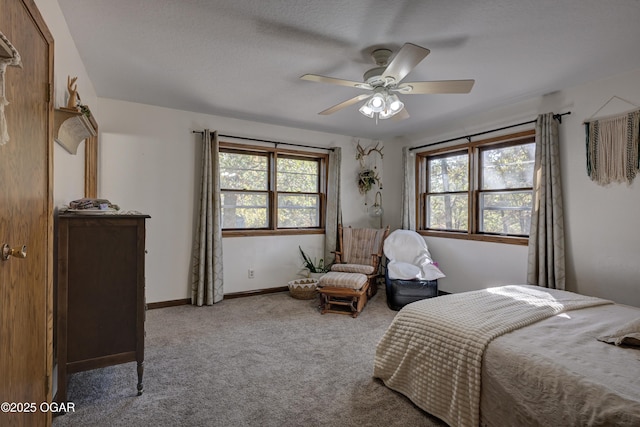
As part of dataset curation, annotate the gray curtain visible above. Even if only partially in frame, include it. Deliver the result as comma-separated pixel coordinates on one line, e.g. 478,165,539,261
527,113,565,289
324,147,341,265
400,146,416,230
191,130,224,305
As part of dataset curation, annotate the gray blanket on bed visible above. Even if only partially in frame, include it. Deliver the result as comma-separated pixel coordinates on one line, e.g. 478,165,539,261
373,285,612,427
481,302,640,427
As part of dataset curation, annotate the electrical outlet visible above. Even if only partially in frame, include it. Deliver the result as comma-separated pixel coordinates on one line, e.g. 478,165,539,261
248,269,255,279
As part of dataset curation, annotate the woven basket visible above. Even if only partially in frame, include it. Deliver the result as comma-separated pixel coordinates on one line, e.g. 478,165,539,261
288,278,319,300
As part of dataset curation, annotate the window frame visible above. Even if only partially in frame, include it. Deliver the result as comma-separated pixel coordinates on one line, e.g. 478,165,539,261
219,141,328,237
416,130,536,246
423,149,471,232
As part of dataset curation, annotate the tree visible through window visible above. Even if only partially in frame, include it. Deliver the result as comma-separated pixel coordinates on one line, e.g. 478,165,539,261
418,131,535,242
427,151,469,231
479,142,535,236
219,145,326,233
220,151,269,229
277,157,320,228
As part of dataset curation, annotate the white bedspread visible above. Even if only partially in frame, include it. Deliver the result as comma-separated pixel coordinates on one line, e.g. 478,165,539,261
373,285,612,427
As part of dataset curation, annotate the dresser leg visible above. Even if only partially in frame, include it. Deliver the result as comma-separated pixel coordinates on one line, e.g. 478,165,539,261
137,361,144,395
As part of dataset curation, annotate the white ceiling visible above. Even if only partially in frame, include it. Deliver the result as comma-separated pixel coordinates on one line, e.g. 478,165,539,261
57,0,640,140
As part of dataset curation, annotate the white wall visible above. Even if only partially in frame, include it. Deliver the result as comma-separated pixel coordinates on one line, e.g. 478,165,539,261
97,98,378,302
34,0,98,207
409,67,640,307
38,0,640,306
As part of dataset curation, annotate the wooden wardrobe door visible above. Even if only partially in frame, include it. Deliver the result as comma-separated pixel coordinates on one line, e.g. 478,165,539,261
0,0,54,426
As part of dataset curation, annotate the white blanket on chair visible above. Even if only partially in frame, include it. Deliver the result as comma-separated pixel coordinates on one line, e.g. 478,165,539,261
383,229,445,281
373,285,612,427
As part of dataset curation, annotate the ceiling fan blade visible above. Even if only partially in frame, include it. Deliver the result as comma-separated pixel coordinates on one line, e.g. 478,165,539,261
396,79,475,94
300,74,372,90
391,108,410,121
318,94,371,115
381,43,430,83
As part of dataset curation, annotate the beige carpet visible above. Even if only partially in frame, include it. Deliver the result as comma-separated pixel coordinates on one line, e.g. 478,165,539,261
52,287,447,427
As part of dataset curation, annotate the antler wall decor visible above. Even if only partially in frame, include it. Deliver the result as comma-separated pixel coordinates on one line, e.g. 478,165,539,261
355,140,384,168
355,140,384,197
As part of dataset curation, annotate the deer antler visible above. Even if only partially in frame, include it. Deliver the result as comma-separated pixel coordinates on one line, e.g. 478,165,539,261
355,141,384,160
364,141,384,159
355,141,365,159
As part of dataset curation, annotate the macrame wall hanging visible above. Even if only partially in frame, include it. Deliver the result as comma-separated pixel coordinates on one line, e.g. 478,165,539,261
0,30,22,146
584,96,640,186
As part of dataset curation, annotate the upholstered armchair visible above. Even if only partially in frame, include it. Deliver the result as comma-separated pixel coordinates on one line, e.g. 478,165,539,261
317,225,389,317
330,225,390,297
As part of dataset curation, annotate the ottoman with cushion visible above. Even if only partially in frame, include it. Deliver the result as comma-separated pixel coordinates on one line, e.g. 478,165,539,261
317,272,369,318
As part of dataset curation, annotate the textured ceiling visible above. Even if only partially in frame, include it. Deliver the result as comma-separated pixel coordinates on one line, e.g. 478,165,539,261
57,0,640,139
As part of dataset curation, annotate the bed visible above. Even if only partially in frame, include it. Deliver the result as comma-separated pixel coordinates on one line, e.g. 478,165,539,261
373,285,640,427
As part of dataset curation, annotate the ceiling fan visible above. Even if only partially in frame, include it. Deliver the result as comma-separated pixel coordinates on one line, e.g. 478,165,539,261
300,43,474,121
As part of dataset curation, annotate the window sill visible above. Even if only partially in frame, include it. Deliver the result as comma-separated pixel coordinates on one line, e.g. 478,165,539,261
418,230,528,246
223,228,325,238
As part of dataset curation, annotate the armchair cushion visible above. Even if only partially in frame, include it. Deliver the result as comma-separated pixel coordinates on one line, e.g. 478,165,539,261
341,227,387,266
331,263,375,275
318,272,368,290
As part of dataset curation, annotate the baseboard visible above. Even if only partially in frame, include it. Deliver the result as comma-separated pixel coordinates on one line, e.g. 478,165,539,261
146,299,191,310
146,286,289,309
224,286,288,299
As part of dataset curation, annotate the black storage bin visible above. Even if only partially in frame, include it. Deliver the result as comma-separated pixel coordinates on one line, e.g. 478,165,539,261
385,267,438,311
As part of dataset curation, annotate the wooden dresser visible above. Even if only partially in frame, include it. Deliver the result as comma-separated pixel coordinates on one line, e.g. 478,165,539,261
55,213,150,403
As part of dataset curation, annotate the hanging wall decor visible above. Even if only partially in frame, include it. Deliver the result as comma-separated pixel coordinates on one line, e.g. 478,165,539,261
355,140,383,196
0,30,22,146
54,76,98,154
584,96,640,186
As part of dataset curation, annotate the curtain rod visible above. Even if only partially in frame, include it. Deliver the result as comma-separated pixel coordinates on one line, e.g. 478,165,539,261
192,130,334,151
409,111,571,152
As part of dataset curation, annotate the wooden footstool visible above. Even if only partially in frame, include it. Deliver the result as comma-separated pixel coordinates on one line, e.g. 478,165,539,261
317,272,369,318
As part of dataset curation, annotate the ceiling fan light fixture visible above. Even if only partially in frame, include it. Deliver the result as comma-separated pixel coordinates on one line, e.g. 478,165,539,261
368,93,386,112
378,109,392,120
387,94,403,112
358,103,375,118
359,88,404,120
379,108,398,120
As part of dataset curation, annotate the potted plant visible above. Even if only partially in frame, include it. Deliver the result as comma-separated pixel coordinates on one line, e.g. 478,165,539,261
358,168,380,194
298,246,330,278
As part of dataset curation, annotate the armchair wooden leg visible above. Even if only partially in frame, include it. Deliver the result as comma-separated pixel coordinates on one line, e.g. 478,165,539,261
366,276,379,298
318,281,370,317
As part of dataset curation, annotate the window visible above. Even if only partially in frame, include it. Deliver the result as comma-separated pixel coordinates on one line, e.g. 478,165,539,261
426,151,469,231
418,131,535,244
478,142,535,236
276,156,321,228
219,143,326,235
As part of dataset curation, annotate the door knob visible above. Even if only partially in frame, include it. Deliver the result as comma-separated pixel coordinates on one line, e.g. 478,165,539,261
1,244,27,261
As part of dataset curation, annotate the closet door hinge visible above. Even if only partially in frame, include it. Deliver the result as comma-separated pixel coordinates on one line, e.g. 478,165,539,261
47,83,53,103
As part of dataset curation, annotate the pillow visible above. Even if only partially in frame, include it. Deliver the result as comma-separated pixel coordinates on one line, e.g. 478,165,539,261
597,318,640,347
